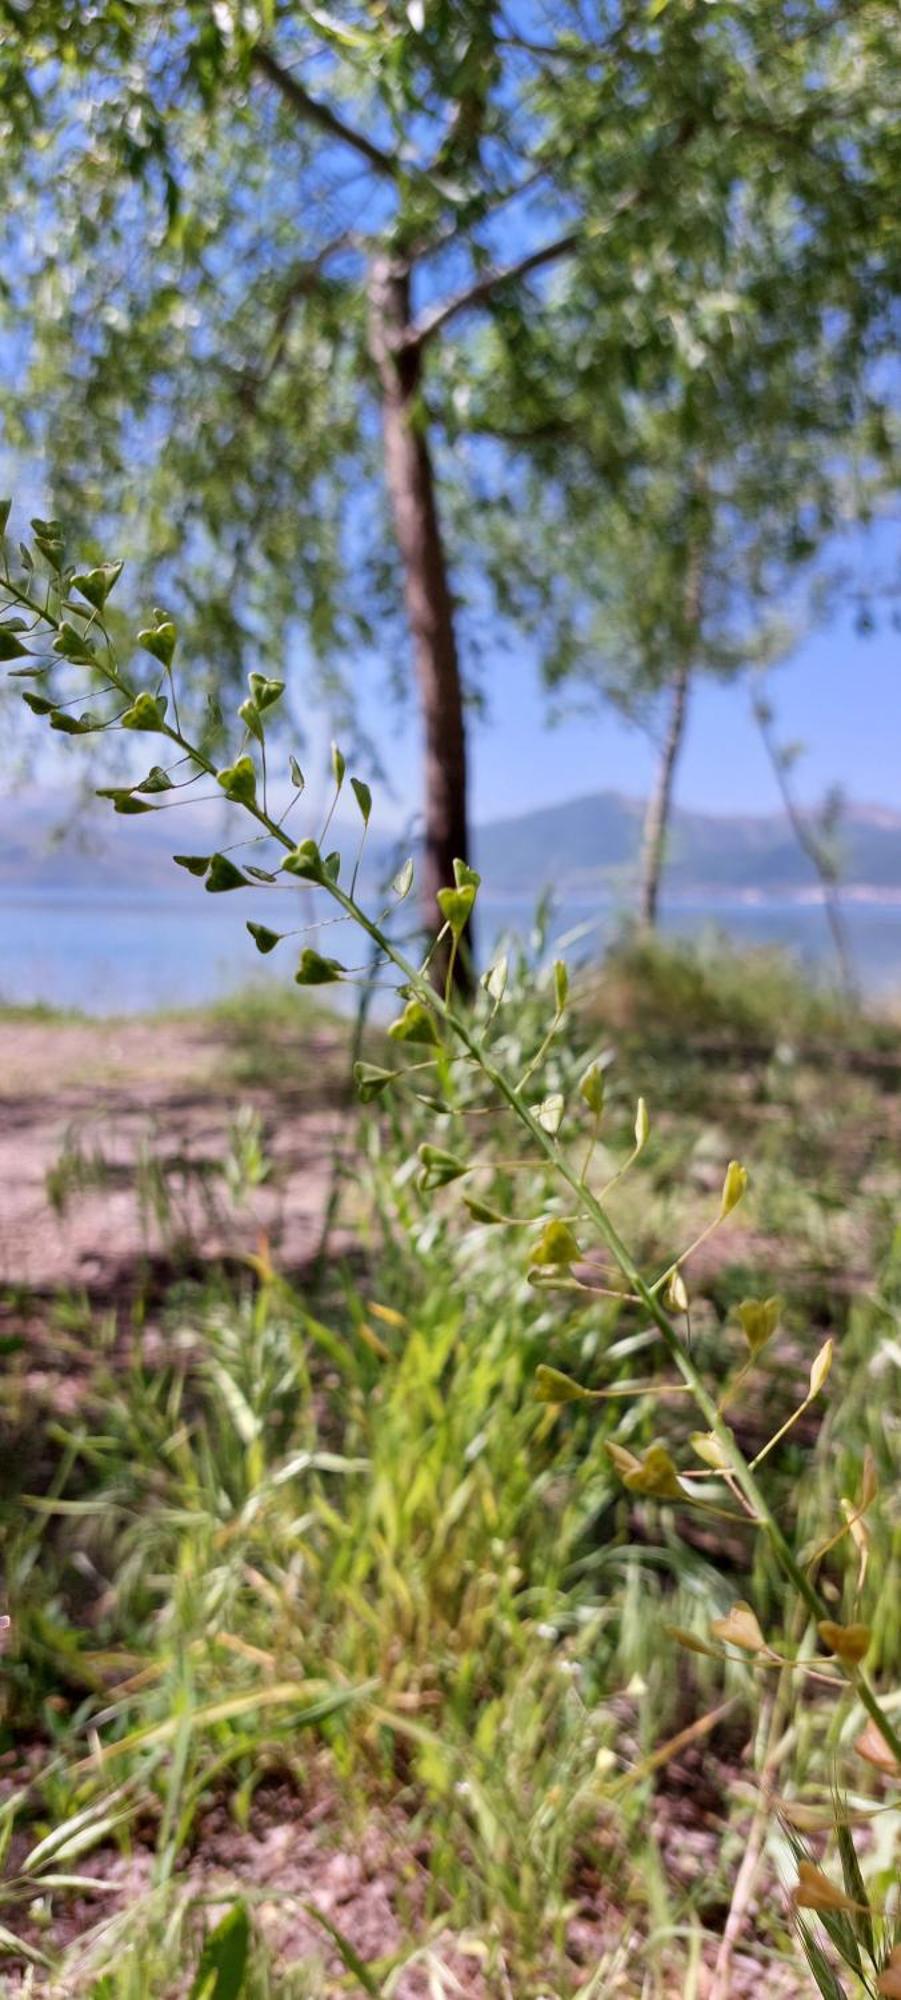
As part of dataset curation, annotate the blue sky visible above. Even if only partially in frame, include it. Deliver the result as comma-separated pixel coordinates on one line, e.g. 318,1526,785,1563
355,582,899,827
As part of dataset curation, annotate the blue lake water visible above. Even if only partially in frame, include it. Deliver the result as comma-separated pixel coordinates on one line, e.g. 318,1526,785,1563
2,883,901,1015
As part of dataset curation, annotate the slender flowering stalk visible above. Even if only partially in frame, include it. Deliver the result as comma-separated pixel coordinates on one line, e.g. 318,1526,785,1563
2,513,899,1772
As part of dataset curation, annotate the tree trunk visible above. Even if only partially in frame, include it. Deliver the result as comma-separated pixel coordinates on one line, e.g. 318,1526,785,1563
638,655,692,931
368,253,472,994
638,519,705,932
753,695,858,1003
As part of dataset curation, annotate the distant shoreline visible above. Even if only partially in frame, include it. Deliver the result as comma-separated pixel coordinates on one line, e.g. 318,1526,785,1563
4,786,901,909
3,880,901,910
474,884,901,910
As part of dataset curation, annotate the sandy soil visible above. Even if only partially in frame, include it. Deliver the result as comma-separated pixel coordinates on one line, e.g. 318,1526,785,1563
0,1016,352,1300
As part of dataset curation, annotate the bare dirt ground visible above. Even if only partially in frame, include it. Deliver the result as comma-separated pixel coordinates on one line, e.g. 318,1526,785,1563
0,1014,352,1302
2,1763,804,2000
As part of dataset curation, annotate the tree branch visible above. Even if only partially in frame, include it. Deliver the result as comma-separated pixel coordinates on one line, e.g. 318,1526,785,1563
404,154,669,351
404,227,580,349
252,45,401,183
231,233,356,414
413,163,552,261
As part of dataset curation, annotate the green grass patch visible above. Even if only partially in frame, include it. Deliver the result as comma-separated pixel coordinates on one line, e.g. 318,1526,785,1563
1,943,898,1996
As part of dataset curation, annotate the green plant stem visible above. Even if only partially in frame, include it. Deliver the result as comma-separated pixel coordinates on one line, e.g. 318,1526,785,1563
319,883,901,1765
750,1395,812,1468
9,595,900,1768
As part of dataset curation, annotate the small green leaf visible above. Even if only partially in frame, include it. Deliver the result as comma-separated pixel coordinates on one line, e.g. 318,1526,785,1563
52,621,97,664
216,756,257,805
206,854,250,893
282,839,323,881
96,787,156,814
437,883,475,935
246,923,283,955
710,1601,767,1654
31,517,65,571
289,754,305,792
579,1063,605,1116
607,1441,642,1480
817,1620,871,1667
794,1861,860,1919
136,765,174,794
248,673,284,712
189,1901,250,2000
666,1626,721,1660
353,1062,398,1102
554,959,569,1011
323,850,340,883
720,1160,749,1215
483,955,508,1005
0,500,10,538
391,857,414,900
453,858,481,891
295,948,344,984
238,697,262,741
634,1097,650,1152
387,999,439,1045
691,1431,729,1471
537,1092,564,1136
418,1143,468,1189
22,690,54,714
620,1442,682,1500
808,1336,833,1398
0,627,30,660
737,1295,781,1356
121,691,169,733
71,561,123,610
331,741,346,787
462,1194,509,1225
665,1268,689,1313
350,776,372,825
137,620,176,668
530,1219,581,1267
534,1364,595,1404
50,708,102,734
173,854,211,878
245,865,277,883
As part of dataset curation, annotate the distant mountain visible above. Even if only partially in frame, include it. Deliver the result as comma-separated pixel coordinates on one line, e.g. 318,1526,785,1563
0,790,217,895
474,792,901,901
2,787,900,903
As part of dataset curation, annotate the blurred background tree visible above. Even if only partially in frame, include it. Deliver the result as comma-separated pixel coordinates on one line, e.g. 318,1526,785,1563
1,0,898,971
445,0,899,928
467,358,895,936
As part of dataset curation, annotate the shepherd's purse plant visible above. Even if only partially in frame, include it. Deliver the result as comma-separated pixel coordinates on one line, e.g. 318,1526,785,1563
2,507,898,1995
